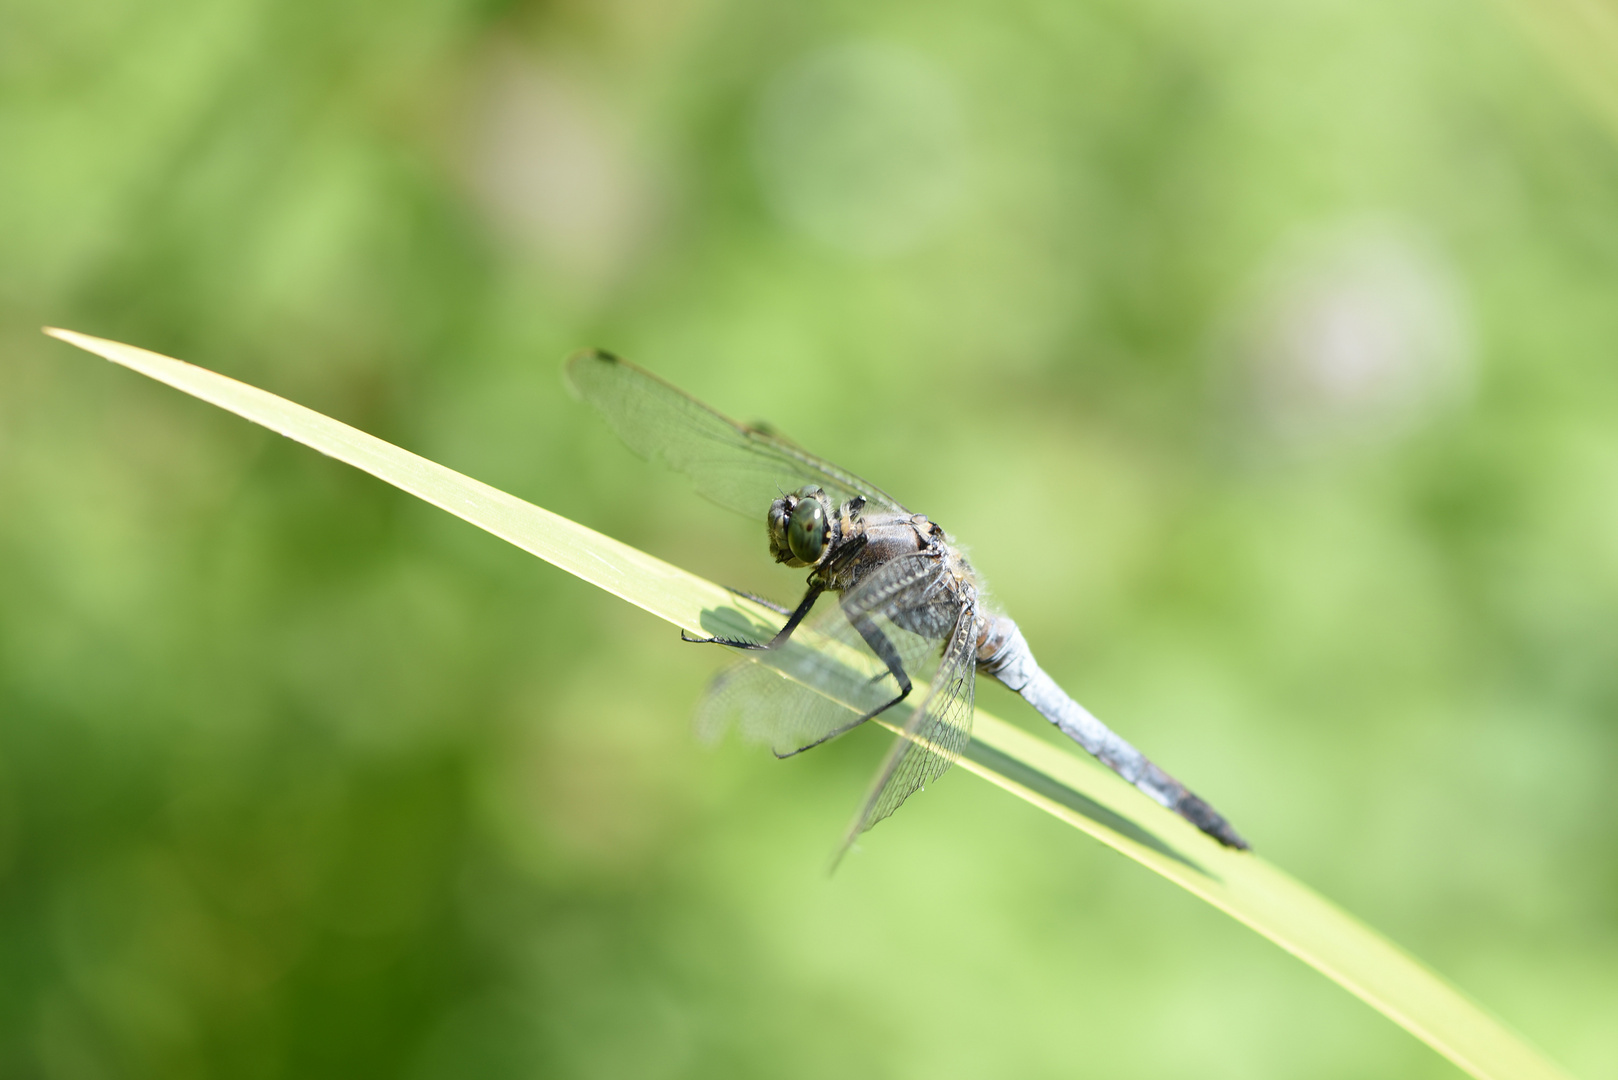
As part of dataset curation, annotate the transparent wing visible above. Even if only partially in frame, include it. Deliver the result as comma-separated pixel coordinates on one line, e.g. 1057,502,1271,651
695,657,886,756
696,556,952,757
838,600,980,858
566,349,907,517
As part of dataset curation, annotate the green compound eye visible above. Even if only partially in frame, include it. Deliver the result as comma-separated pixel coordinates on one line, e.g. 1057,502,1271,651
787,498,827,564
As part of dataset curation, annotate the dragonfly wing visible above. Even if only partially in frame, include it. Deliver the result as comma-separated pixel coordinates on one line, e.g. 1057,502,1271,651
696,563,946,757
838,599,979,859
566,349,907,517
696,659,874,755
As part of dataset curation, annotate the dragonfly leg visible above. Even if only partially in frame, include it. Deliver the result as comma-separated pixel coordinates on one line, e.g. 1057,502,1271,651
772,713,870,758
682,584,825,649
845,612,912,721
773,610,914,760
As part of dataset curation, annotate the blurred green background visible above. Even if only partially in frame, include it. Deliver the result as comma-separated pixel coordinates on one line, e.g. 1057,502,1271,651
3,0,1617,1076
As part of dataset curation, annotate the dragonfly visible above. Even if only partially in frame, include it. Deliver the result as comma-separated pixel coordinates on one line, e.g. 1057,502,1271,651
566,349,1249,857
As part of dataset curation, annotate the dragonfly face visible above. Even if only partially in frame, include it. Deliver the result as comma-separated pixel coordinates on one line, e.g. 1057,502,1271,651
768,485,835,567
565,348,1250,855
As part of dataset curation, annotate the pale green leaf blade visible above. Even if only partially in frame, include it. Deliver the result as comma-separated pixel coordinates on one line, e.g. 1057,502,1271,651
43,328,1575,1080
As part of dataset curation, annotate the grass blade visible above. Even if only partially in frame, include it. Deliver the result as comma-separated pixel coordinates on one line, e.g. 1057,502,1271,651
43,327,1574,1080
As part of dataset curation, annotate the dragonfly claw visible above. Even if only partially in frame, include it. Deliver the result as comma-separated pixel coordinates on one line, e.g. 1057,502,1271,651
681,628,768,649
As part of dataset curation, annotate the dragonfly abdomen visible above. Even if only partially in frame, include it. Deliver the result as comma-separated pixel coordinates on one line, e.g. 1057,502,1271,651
977,614,1250,850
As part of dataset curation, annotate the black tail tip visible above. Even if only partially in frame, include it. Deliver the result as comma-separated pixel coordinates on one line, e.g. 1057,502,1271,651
1177,794,1251,851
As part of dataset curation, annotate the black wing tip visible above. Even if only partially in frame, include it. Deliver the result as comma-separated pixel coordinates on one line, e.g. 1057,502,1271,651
564,346,620,370
562,347,623,398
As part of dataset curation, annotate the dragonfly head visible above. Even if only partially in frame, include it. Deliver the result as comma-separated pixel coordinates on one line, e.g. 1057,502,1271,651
768,485,833,567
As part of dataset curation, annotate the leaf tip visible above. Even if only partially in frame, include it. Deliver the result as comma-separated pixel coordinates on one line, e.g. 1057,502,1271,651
41,326,100,353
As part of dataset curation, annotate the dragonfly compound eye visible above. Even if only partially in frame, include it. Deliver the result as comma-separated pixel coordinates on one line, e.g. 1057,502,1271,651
787,498,828,564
